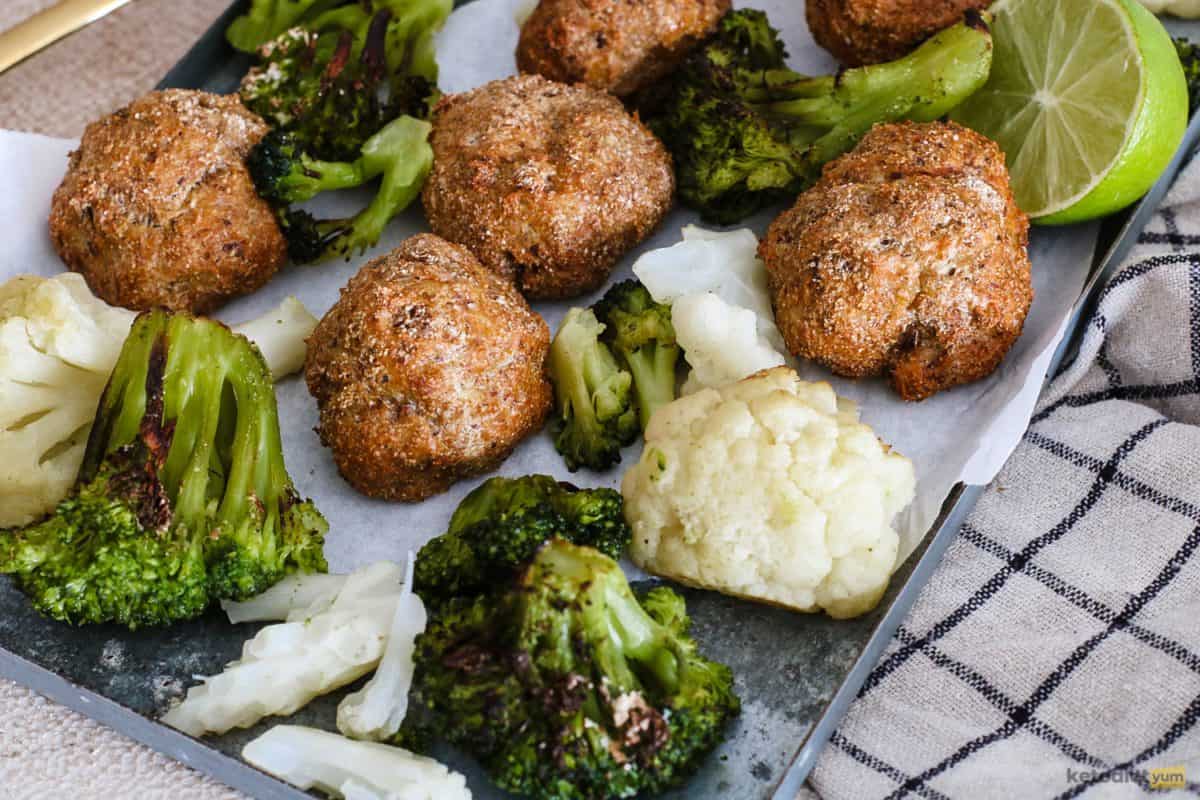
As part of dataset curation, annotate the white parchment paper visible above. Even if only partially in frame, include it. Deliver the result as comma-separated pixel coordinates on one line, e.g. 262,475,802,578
0,0,1096,577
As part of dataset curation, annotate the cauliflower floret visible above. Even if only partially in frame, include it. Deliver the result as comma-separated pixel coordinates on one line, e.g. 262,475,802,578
0,273,318,527
672,292,785,394
633,225,785,351
0,274,133,527
622,366,915,619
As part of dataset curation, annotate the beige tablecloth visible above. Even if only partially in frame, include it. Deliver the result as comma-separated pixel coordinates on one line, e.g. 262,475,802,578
0,6,248,797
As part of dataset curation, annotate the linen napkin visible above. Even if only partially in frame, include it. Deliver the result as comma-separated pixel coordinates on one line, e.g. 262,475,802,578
809,154,1200,798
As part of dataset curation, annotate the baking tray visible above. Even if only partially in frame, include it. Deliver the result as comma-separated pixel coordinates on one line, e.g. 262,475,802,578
3,3,1200,799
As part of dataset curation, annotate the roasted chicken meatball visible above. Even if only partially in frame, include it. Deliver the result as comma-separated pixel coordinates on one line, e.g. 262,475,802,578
761,121,1032,402
516,0,730,97
807,0,992,66
422,75,674,300
49,90,286,314
305,234,553,502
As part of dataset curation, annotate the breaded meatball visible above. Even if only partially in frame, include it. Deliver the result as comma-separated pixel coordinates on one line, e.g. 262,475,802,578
516,0,730,97
760,121,1031,402
807,0,991,66
422,75,674,300
49,90,286,314
305,234,553,502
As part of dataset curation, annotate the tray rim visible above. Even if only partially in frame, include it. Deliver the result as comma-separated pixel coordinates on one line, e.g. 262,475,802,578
1,2,1195,799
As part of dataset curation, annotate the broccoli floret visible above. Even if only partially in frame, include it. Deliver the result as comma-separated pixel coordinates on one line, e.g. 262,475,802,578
408,540,740,799
0,312,328,628
1176,38,1200,115
413,475,631,604
247,115,434,263
226,0,343,53
648,8,994,223
240,26,393,163
238,0,449,159
593,280,680,430
549,308,639,472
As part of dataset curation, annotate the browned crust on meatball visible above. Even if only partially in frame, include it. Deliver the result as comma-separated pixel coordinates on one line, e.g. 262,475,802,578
806,0,991,66
48,89,286,314
760,121,1032,402
516,0,730,97
421,74,674,300
305,234,553,502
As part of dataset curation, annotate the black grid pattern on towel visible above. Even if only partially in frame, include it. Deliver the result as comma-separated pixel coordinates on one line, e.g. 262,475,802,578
812,232,1200,798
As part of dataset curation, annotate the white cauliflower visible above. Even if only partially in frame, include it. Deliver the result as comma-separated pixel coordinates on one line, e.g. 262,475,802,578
243,725,471,800
0,274,134,527
0,273,317,527
163,561,419,737
672,292,785,394
1139,0,1200,17
622,367,915,619
337,554,427,741
632,225,785,351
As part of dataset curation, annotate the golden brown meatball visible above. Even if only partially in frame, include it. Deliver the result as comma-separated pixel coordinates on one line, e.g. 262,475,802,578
760,121,1032,402
516,0,730,97
807,0,991,66
305,234,553,502
48,90,286,315
422,75,674,300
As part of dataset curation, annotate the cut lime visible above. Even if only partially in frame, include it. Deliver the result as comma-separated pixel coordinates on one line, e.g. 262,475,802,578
951,0,1187,224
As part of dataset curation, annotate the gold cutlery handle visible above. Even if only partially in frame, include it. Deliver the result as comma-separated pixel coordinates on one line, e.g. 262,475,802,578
0,0,133,75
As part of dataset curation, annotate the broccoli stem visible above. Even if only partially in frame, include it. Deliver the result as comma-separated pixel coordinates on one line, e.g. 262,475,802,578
625,346,679,430
758,15,995,177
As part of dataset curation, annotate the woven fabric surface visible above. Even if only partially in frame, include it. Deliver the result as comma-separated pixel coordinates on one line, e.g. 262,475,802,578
0,4,248,798
810,156,1200,798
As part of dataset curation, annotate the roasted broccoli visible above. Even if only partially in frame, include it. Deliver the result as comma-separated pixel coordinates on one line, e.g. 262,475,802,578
413,475,631,604
0,312,328,628
248,115,434,263
238,1,448,160
648,8,994,223
1177,38,1200,115
593,280,680,430
548,308,639,472
408,539,740,800
241,25,395,163
226,0,343,52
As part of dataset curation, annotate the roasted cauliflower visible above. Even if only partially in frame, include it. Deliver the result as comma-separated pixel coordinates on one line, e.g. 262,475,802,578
622,367,915,619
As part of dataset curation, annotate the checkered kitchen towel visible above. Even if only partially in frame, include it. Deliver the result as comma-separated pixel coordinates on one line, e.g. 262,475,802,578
808,155,1200,799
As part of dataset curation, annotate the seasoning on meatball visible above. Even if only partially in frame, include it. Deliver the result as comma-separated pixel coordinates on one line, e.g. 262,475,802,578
516,0,730,97
49,90,287,314
806,0,992,66
760,121,1032,402
305,234,553,502
421,75,675,300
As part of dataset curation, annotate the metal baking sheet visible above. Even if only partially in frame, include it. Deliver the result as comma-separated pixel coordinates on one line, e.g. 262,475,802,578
2,3,1199,799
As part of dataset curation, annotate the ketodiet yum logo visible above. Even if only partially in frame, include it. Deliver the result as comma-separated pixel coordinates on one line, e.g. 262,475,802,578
1065,765,1186,791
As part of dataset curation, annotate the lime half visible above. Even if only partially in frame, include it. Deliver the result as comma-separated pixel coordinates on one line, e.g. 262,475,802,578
951,0,1187,224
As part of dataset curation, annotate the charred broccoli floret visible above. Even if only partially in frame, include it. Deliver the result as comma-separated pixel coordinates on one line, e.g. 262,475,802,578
413,475,631,605
226,0,343,53
1176,38,1200,115
240,25,395,163
228,0,450,67
247,115,433,263
408,540,740,800
239,3,446,161
648,8,994,223
548,308,639,472
0,312,328,628
593,280,680,430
